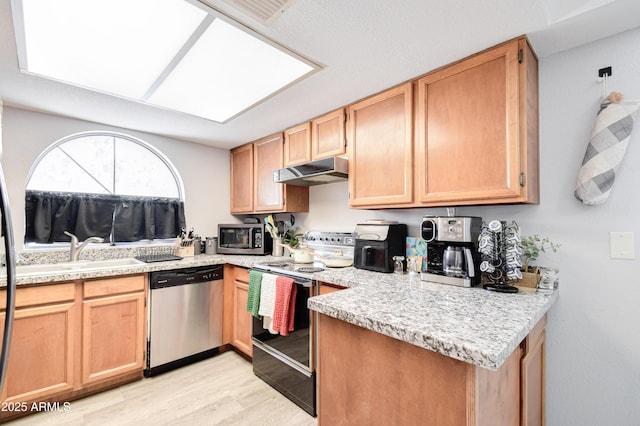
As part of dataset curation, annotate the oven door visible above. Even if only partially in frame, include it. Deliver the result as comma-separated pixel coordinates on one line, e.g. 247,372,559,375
251,272,316,416
251,275,313,373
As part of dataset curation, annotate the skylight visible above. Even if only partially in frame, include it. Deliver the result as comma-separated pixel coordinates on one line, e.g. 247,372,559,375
12,0,318,123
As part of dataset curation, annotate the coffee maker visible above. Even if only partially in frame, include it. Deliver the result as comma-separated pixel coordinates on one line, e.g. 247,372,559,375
420,214,482,287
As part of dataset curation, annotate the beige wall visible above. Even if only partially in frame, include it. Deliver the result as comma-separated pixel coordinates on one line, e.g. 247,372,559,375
1,107,235,249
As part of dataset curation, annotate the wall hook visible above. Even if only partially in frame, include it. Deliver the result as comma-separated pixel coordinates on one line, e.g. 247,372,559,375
598,66,613,99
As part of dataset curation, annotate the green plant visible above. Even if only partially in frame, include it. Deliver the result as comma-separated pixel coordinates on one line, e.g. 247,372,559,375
282,231,303,248
521,234,560,272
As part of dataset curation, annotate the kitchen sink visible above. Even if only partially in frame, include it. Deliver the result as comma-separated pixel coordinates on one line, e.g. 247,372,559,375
15,258,144,276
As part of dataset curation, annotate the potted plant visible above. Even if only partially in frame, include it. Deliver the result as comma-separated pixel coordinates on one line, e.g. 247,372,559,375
519,234,560,287
282,231,302,248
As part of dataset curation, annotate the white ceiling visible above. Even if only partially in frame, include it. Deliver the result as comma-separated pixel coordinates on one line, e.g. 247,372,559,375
1,0,640,150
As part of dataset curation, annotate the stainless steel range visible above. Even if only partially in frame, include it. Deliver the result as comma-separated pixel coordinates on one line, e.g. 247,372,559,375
251,231,354,417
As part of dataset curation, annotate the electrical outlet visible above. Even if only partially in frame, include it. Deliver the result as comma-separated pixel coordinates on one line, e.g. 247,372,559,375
610,232,635,259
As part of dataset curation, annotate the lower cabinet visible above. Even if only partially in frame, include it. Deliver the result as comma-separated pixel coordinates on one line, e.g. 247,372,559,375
224,265,253,358
317,312,547,426
0,283,76,404
319,282,347,295
0,275,147,421
521,315,546,426
82,276,146,385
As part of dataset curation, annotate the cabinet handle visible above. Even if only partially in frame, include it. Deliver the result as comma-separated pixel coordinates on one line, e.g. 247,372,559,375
519,173,526,186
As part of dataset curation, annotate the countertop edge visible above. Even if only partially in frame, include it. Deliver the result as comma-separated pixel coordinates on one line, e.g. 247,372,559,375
308,272,559,371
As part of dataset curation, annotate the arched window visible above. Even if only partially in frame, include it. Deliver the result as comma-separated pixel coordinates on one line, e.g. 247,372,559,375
25,131,186,244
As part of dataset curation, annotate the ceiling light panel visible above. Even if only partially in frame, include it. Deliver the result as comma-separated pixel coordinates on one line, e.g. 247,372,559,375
13,0,320,123
18,0,207,99
148,17,314,122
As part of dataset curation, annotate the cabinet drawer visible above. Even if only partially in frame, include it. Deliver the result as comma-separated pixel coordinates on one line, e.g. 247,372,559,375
233,266,250,284
83,275,145,299
0,282,76,310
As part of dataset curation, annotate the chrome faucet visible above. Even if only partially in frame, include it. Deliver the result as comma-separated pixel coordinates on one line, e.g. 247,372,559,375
64,231,104,261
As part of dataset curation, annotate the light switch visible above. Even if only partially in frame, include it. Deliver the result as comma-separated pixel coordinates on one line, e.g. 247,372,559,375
610,232,635,259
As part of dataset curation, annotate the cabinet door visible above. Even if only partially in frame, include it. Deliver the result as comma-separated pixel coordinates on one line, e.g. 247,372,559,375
253,133,309,213
232,268,253,357
82,292,145,385
284,122,312,166
312,108,346,160
254,133,285,212
348,83,413,207
0,302,76,402
416,38,537,205
230,143,254,214
522,326,546,425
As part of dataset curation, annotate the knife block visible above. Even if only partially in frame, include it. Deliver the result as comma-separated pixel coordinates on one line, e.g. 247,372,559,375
174,238,195,257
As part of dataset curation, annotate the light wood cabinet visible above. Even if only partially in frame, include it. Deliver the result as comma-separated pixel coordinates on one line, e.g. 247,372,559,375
521,315,546,426
347,82,414,207
312,108,346,160
254,133,286,211
81,275,146,385
284,122,312,166
319,283,347,295
0,283,76,404
230,143,254,214
317,313,546,425
283,108,346,166
415,36,539,206
0,275,147,421
230,134,309,214
229,266,253,357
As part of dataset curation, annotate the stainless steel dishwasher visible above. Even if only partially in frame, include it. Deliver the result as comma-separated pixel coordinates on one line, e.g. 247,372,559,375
145,265,223,377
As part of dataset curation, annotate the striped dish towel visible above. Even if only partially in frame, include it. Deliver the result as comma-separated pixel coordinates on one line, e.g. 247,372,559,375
272,276,297,336
258,273,278,334
246,270,263,319
575,96,640,205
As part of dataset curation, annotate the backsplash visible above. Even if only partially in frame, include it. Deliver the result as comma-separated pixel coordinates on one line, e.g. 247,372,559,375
15,244,176,265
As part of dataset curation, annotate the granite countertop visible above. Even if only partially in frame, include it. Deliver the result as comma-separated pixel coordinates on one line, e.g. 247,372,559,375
308,267,558,371
1,254,558,371
0,254,268,286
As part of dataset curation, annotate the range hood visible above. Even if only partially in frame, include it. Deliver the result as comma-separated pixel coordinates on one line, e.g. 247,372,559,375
273,157,348,186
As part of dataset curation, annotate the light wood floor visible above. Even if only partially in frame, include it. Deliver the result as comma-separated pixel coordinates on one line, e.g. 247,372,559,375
6,350,317,426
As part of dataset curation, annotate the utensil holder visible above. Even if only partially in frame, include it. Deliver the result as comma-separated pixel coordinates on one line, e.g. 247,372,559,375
272,241,284,257
205,237,218,255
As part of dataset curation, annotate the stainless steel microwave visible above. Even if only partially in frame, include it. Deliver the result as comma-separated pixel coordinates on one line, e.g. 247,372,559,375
217,224,272,255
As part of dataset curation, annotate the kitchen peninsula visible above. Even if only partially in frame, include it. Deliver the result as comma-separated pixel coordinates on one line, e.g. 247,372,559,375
309,268,557,426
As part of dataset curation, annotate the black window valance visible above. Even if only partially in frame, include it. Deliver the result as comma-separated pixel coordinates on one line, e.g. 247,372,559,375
25,191,186,244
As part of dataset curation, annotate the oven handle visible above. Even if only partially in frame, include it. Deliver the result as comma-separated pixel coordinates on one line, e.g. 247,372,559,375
249,269,313,288
252,338,312,377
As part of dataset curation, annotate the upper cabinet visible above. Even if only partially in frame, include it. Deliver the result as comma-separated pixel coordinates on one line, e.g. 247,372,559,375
347,83,414,207
254,133,287,211
230,133,309,214
415,36,539,206
284,122,312,166
312,108,346,160
230,36,538,211
230,143,254,214
284,108,347,166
